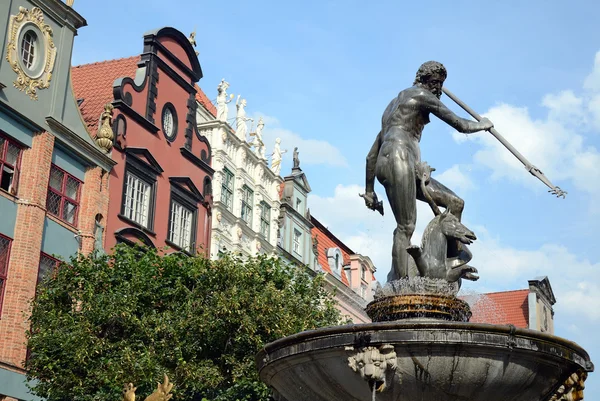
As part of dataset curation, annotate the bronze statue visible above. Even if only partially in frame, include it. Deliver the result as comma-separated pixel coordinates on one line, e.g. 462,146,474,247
363,61,493,282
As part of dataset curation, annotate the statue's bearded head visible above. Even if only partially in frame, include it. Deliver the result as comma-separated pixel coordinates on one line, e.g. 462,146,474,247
414,61,447,98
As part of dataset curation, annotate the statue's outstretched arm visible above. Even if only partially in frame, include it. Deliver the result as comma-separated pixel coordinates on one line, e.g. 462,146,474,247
365,131,382,193
420,93,492,133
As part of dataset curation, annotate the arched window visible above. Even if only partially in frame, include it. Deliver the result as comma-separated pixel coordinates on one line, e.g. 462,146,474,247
203,176,212,197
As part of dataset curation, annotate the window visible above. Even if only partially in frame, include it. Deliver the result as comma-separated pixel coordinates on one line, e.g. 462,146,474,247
0,234,12,316
296,198,302,212
326,247,343,274
47,165,81,226
361,265,367,281
167,177,200,254
120,149,161,231
21,30,37,70
161,103,178,141
293,229,302,255
168,201,194,250
259,202,270,240
241,185,253,224
0,134,22,194
361,285,367,299
122,171,152,228
38,253,60,285
203,176,212,197
221,168,234,210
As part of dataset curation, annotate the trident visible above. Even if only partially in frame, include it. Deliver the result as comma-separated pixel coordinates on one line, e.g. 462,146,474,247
443,87,566,198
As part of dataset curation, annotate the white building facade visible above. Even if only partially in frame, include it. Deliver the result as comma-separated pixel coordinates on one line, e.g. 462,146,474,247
196,86,282,259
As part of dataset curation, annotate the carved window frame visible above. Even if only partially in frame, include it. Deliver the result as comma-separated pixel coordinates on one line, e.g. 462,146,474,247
6,6,57,100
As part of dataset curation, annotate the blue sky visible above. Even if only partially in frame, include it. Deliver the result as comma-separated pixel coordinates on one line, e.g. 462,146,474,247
71,0,600,396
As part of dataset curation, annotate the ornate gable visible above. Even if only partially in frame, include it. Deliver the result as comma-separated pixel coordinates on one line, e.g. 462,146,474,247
528,276,556,305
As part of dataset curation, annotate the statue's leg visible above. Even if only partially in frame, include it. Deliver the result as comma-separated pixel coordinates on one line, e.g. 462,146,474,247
419,178,467,259
418,178,464,221
377,149,417,282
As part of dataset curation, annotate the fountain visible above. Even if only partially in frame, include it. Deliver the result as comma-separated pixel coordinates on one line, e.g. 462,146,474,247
256,61,593,400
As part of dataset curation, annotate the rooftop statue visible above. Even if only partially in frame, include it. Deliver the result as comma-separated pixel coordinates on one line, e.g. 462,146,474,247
270,138,287,175
250,117,266,159
235,95,253,140
216,79,233,122
292,147,300,169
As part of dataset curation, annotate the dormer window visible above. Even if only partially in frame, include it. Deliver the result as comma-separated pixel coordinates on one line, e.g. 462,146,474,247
293,229,302,255
295,198,302,212
326,247,343,275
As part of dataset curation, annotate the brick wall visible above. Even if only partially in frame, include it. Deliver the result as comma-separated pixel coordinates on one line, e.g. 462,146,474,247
78,166,110,255
0,131,54,368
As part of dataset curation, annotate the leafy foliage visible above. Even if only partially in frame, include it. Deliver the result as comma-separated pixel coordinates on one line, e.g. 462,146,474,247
26,245,343,401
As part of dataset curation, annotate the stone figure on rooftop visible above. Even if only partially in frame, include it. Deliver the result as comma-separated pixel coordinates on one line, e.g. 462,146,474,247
250,117,266,159
293,147,300,169
216,79,233,122
235,95,252,140
271,138,287,175
363,61,493,283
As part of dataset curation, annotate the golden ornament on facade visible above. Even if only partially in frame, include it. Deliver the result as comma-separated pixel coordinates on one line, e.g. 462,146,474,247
6,6,57,100
66,0,75,6
122,375,173,401
96,103,115,152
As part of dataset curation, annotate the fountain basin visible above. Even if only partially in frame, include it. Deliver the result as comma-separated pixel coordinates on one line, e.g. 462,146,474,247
257,321,593,401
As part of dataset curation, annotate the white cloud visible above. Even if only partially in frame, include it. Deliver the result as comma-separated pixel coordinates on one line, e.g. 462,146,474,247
453,103,600,199
449,51,600,205
542,90,585,126
254,114,348,167
433,165,476,193
583,51,600,92
467,233,600,322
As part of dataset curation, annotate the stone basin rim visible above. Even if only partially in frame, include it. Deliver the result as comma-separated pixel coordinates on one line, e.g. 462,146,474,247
257,321,594,373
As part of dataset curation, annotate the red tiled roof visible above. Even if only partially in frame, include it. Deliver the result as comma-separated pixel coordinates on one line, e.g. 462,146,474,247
464,289,529,328
311,217,352,286
71,56,140,136
71,56,216,135
195,84,216,117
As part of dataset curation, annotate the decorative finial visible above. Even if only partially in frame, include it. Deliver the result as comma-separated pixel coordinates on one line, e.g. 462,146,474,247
188,29,199,56
66,0,74,6
96,103,115,152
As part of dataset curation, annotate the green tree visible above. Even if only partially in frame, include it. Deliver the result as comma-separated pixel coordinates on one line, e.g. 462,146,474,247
26,245,343,401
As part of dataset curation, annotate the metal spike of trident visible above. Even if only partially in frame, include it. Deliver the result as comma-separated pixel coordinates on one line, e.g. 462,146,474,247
443,87,567,198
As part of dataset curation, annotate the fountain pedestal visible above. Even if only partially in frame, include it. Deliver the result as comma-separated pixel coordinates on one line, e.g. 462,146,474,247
366,294,472,322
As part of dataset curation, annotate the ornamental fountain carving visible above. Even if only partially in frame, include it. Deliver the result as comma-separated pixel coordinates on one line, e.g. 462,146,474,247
256,62,592,401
